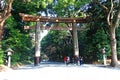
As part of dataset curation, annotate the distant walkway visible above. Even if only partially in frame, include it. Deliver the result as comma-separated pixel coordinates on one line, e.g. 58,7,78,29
16,61,112,69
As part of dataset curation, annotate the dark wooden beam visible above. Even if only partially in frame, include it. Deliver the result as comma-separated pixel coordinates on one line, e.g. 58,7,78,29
19,13,89,23
24,26,85,30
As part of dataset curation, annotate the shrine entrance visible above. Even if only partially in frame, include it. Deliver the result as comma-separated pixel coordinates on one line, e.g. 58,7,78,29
19,13,88,66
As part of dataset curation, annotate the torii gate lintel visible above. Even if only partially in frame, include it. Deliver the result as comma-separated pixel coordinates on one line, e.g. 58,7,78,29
19,13,88,23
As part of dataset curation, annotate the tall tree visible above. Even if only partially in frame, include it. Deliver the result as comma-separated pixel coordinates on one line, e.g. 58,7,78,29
98,0,120,67
1,0,39,65
108,0,120,67
88,0,120,67
51,0,89,17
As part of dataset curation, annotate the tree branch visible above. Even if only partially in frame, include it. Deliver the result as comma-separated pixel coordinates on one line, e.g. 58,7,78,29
114,0,120,27
107,0,114,26
0,0,13,23
93,0,109,12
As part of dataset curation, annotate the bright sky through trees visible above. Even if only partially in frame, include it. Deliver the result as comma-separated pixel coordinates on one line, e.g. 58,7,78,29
41,30,48,41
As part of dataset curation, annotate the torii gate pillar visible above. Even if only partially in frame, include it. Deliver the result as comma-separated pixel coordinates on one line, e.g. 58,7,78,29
72,23,79,57
34,22,41,66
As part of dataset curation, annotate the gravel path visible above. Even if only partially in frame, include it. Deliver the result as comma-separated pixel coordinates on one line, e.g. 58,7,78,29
0,62,120,80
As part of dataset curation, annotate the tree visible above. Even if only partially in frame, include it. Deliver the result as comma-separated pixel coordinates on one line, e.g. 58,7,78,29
0,0,13,65
0,0,13,41
1,0,40,65
1,16,33,64
87,0,120,67
106,0,120,67
51,0,89,17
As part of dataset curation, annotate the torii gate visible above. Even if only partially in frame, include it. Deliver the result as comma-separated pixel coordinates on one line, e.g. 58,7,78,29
19,13,88,66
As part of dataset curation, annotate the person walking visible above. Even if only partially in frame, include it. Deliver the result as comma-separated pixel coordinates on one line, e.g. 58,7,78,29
63,56,67,65
74,56,80,65
80,57,83,65
66,56,70,65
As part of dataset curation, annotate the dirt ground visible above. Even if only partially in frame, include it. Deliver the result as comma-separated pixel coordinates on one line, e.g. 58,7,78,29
0,65,12,72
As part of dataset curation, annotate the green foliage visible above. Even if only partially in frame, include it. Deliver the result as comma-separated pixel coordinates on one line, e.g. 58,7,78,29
116,27,120,59
0,0,52,65
13,0,39,14
80,28,110,62
40,0,111,63
2,14,33,65
52,0,89,17
2,0,119,65
41,30,73,61
11,31,32,63
0,48,4,65
33,0,53,8
85,1,120,62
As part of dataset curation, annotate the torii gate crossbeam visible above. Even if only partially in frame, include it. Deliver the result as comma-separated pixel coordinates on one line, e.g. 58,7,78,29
19,13,89,66
19,13,88,23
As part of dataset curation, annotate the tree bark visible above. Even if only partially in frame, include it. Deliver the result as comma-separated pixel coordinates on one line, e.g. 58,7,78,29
108,0,120,67
109,26,118,67
106,0,120,67
0,21,4,41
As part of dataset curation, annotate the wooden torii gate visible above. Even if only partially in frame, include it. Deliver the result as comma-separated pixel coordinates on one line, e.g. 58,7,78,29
19,13,88,66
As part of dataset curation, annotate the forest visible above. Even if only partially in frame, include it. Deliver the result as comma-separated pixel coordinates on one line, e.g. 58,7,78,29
0,0,120,67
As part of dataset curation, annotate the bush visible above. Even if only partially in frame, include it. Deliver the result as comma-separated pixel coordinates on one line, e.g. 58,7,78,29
0,49,4,65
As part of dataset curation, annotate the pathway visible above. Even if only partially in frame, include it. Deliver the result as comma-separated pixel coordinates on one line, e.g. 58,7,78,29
0,62,120,80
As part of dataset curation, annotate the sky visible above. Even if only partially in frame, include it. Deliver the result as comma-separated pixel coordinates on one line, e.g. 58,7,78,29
40,30,48,41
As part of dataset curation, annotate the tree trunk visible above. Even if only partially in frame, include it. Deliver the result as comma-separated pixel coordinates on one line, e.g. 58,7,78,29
0,21,4,41
109,26,118,67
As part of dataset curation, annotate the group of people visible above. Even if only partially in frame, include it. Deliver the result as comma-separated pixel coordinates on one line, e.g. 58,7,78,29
63,56,83,65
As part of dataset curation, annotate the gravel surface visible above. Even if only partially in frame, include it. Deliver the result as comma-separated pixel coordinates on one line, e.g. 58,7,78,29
0,62,120,80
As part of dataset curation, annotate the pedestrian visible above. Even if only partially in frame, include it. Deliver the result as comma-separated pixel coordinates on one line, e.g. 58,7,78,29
80,57,83,65
63,56,67,64
74,56,80,65
66,56,70,65
72,57,75,64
